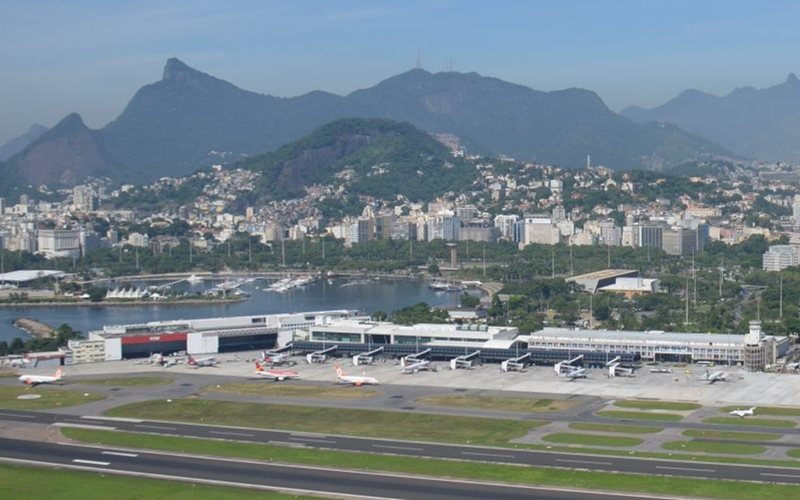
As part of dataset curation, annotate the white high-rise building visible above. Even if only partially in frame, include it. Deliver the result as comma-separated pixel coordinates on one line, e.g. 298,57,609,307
763,245,799,271
37,229,81,259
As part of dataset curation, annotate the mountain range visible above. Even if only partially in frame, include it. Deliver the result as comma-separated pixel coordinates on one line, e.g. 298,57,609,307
0,124,48,161
0,58,732,193
623,74,800,162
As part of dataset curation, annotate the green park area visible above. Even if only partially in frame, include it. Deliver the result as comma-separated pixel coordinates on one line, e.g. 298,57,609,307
0,385,103,410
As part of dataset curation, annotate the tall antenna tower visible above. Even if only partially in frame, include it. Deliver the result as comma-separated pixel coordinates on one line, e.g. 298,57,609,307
586,154,591,170
416,47,422,69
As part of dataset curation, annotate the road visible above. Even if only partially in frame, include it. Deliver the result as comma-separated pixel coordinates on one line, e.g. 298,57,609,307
1,408,800,485
0,436,657,500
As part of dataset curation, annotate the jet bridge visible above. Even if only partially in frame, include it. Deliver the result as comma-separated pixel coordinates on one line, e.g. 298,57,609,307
501,353,531,372
306,345,338,364
352,347,384,366
554,354,584,375
450,351,481,370
608,363,634,378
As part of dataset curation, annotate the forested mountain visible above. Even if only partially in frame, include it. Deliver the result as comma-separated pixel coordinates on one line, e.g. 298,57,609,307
7,58,731,189
623,74,800,162
0,124,48,161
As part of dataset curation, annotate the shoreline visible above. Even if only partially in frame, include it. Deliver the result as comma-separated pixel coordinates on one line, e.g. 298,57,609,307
0,297,247,308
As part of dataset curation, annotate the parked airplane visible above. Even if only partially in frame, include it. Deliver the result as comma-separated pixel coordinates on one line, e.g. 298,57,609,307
254,361,299,381
19,367,64,386
561,367,587,381
261,351,294,366
400,357,437,374
729,407,757,418
187,355,218,367
705,369,729,384
334,364,378,386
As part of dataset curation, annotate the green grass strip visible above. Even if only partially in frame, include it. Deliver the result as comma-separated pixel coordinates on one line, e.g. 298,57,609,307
614,400,700,411
416,395,576,413
683,429,780,441
662,440,766,455
568,423,663,434
787,449,800,459
208,383,378,399
720,406,800,417
61,428,800,500
106,399,545,446
542,433,643,447
0,461,306,499
704,417,796,428
596,410,683,422
0,385,104,410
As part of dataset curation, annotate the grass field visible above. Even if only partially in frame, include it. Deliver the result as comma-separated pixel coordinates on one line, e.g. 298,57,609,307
417,395,576,413
614,400,701,411
704,417,796,428
542,433,643,447
106,399,544,446
720,406,800,417
662,440,766,455
787,449,800,459
568,423,663,434
0,462,305,499
0,385,104,410
683,429,781,441
77,376,173,387
207,382,379,399
62,428,800,500
596,410,683,422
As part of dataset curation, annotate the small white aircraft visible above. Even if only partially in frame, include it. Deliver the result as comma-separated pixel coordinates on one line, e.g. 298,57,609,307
19,367,64,386
561,367,587,381
254,361,299,381
705,369,729,384
400,358,437,374
187,355,218,368
729,407,757,418
334,364,378,386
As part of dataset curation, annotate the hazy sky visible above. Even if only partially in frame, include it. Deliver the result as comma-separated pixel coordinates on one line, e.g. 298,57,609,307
2,0,799,144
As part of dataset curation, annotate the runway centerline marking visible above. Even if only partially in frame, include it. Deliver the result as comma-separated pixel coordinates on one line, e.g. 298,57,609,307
209,430,255,437
288,437,336,444
462,451,516,459
373,444,424,451
555,459,613,466
761,473,800,479
101,451,138,458
655,466,716,473
73,459,110,466
134,424,176,431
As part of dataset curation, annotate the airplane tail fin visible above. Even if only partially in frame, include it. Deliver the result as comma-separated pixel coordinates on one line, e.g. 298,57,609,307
334,364,344,378
255,361,264,371
55,367,64,378
188,355,196,365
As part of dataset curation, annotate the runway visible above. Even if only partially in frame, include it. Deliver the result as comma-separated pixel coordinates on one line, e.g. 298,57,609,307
1,408,800,485
0,436,668,500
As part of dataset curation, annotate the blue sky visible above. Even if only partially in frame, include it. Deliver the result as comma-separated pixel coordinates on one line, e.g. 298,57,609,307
1,0,799,143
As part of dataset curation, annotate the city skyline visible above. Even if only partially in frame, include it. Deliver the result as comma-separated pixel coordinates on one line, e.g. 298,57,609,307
2,0,800,144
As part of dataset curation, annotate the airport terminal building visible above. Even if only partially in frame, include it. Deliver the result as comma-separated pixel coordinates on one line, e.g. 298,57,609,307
77,310,361,362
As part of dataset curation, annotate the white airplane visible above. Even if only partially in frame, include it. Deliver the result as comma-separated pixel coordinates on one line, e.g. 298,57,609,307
334,364,378,386
729,407,757,418
561,367,587,381
261,351,294,366
19,367,64,386
187,355,218,368
705,369,729,384
400,358,437,374
254,361,299,381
